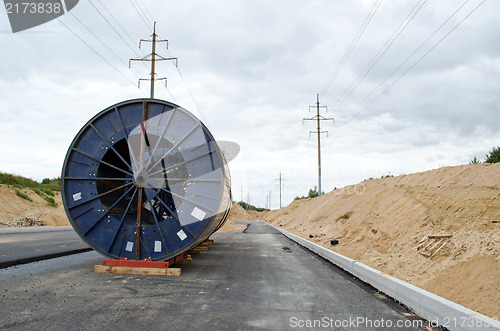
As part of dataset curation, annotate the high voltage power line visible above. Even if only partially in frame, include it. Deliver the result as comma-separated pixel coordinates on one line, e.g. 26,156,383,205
126,0,183,102
95,0,141,49
56,0,188,102
49,10,142,91
331,0,429,113
120,0,207,120
88,0,149,71
128,0,151,30
279,0,383,187
286,0,486,197
321,0,383,97
134,0,156,26
32,0,152,94
66,10,132,69
36,0,165,97
333,0,487,135
340,0,473,122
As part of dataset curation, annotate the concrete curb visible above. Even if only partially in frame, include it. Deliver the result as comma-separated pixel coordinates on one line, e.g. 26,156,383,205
268,224,500,331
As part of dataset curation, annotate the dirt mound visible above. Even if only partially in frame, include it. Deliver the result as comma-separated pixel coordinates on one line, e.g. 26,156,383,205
246,209,263,219
263,163,500,318
218,203,251,232
228,202,252,221
0,185,69,226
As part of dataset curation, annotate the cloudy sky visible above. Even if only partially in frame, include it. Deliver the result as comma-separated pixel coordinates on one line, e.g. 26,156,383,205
1,0,499,209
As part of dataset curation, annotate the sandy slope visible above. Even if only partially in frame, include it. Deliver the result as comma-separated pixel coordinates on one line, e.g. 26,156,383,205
263,163,500,318
0,186,69,226
219,203,251,232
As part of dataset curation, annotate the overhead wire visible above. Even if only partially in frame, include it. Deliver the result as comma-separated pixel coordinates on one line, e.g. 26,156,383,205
158,36,208,122
62,5,156,96
132,0,155,27
284,2,383,183
128,0,151,31
346,0,472,119
120,0,180,101
140,8,210,121
320,0,383,97
335,0,487,134
95,0,141,48
126,0,208,120
135,0,156,24
331,0,428,113
49,8,143,91
88,0,149,70
65,10,128,67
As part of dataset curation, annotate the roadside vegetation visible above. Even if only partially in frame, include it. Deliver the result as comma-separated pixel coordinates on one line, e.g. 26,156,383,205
236,201,269,212
15,189,32,202
1,172,60,207
294,186,324,200
470,146,500,164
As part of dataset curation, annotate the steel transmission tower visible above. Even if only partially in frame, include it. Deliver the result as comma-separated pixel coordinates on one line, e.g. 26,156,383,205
129,22,178,98
303,94,334,196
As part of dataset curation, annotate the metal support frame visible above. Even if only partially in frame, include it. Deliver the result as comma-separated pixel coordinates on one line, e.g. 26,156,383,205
102,253,188,269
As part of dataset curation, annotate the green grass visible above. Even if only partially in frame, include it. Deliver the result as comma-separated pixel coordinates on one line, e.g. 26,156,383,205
40,187,55,196
1,172,61,206
0,172,61,192
43,196,57,207
32,188,43,196
15,189,32,202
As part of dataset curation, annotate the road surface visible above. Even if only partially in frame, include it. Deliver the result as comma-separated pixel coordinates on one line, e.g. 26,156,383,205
0,221,427,330
0,226,91,268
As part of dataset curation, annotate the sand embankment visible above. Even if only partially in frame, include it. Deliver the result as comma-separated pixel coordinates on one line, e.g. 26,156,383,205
263,163,500,318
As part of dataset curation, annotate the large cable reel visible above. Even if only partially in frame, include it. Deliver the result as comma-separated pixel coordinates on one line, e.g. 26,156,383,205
61,98,232,261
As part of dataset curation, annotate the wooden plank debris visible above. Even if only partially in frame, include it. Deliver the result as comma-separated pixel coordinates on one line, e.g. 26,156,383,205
428,233,452,239
415,232,453,258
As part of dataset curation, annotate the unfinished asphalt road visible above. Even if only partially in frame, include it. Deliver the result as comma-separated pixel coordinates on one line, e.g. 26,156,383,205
0,221,427,330
0,227,91,268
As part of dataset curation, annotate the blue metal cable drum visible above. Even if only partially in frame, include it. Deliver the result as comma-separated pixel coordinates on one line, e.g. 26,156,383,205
61,98,232,261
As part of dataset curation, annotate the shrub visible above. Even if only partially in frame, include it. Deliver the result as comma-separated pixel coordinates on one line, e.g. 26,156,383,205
32,188,43,196
15,189,32,202
0,173,61,192
43,196,57,207
294,186,325,200
470,156,481,164
40,188,55,196
236,201,268,212
485,146,500,164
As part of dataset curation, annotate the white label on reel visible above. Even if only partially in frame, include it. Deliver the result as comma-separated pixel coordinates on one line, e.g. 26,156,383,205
125,241,134,252
154,241,162,252
73,192,82,201
177,230,187,241
191,207,206,221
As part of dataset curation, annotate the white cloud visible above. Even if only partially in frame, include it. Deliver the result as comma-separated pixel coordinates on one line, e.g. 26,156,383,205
0,0,499,209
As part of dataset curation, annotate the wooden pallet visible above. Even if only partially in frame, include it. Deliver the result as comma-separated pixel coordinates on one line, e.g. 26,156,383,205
94,239,213,276
94,265,181,276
